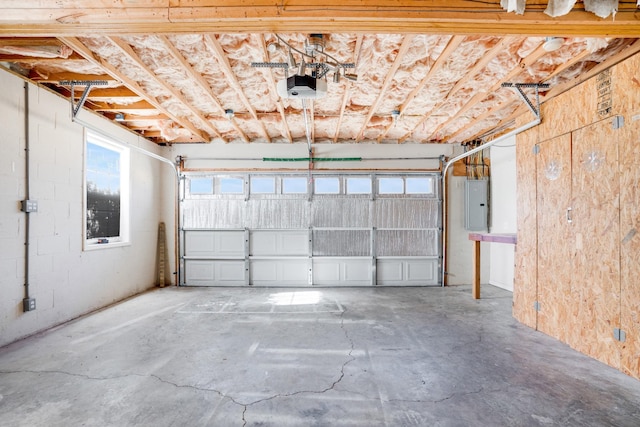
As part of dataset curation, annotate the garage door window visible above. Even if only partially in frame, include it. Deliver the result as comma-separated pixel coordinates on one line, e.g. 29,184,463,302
378,177,403,194
282,177,307,194
314,177,340,194
346,177,372,194
190,177,214,195
251,177,276,194
219,177,244,194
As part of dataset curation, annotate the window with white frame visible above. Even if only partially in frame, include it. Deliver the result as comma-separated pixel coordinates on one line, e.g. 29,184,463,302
84,131,130,248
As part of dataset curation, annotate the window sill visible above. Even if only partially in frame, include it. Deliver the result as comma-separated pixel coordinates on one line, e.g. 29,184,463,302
84,240,131,251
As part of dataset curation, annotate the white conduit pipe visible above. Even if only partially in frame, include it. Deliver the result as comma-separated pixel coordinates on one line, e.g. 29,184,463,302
440,117,540,286
73,116,178,176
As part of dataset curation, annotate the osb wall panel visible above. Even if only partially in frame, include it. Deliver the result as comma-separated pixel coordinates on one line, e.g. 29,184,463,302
513,120,538,328
569,121,621,369
612,52,640,117
514,52,640,379
538,71,609,143
619,118,640,379
536,134,573,343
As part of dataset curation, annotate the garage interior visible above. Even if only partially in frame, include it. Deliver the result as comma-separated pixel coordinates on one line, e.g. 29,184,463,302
1,1,640,425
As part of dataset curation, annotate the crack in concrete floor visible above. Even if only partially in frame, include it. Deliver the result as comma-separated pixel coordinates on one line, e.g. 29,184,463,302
0,308,357,427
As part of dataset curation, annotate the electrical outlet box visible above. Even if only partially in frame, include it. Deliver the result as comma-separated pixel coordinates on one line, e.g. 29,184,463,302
23,297,36,312
21,200,38,213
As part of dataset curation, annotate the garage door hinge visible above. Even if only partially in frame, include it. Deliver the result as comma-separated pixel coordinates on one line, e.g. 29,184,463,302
614,328,626,342
533,144,540,155
533,301,540,311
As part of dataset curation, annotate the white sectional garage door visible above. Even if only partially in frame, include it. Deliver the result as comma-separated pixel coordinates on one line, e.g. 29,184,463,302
180,173,441,286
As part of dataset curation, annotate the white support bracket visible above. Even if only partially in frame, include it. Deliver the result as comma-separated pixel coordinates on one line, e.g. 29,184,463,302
59,80,109,120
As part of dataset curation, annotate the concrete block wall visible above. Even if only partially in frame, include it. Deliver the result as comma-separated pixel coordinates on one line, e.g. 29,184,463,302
0,69,175,347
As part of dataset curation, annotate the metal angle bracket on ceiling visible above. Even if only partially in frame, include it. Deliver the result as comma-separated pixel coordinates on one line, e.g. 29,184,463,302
59,80,109,120
501,82,550,119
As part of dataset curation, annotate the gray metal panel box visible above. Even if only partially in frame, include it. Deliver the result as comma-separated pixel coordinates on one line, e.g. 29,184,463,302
465,179,488,231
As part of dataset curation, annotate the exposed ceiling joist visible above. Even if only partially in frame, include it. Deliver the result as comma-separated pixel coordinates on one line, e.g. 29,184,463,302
356,34,414,142
158,35,249,143
203,34,271,143
258,34,292,143
377,35,465,142
70,87,139,99
91,100,157,112
2,2,639,37
107,36,224,142
333,34,363,144
405,41,548,142
0,4,630,147
400,36,516,143
113,113,169,122
29,72,116,83
59,36,209,141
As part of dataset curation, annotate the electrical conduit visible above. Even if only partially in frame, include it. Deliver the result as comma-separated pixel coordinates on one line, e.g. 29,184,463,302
440,117,540,286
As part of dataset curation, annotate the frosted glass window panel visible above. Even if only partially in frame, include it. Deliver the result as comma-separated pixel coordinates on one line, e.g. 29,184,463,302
219,177,244,194
251,177,276,194
282,177,308,194
314,177,340,194
190,177,214,195
406,177,433,195
378,177,403,194
346,177,372,194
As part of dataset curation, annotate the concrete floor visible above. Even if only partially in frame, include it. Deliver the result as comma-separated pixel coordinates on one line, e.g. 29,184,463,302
0,285,639,427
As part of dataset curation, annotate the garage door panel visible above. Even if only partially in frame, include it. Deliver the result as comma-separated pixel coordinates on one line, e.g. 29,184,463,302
184,260,245,286
251,230,308,256
312,230,370,256
248,199,309,229
407,260,437,282
312,199,370,228
185,230,244,258
377,259,438,286
313,260,341,282
219,262,246,281
376,230,438,256
252,260,277,280
183,199,245,229
180,173,441,287
314,259,371,286
250,259,309,286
